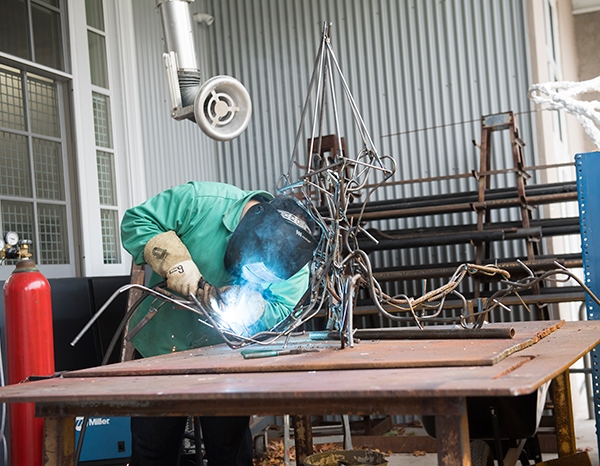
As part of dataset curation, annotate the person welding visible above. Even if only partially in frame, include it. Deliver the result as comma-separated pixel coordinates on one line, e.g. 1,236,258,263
120,181,319,466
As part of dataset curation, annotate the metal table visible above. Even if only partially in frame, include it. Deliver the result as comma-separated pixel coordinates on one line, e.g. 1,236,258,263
0,320,597,466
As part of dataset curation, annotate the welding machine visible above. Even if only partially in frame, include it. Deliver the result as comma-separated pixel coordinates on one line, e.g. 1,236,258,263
75,416,131,464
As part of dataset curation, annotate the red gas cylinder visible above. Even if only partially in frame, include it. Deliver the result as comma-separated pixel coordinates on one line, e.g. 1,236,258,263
3,259,55,466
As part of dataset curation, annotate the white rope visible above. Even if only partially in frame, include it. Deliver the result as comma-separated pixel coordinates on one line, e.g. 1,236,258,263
528,75,600,148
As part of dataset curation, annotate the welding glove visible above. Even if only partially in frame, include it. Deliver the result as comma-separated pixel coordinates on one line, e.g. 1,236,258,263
143,230,202,297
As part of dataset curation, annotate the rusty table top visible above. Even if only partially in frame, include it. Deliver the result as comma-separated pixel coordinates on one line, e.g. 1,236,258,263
0,320,597,419
65,320,562,377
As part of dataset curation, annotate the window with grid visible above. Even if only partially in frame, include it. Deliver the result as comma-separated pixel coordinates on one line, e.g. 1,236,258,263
0,0,65,72
0,65,69,266
0,0,71,272
87,0,121,265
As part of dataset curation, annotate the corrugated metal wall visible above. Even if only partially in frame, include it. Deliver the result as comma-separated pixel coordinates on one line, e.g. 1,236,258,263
201,0,538,308
203,0,536,190
132,0,541,318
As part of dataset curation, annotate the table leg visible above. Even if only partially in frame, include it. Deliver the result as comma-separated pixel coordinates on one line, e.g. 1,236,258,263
434,398,471,466
552,369,577,457
42,416,75,466
292,415,313,465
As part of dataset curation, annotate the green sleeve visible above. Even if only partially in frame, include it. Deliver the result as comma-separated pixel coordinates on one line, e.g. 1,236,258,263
259,264,310,330
120,183,197,265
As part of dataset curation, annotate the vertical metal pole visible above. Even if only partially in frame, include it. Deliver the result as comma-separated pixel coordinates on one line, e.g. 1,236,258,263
42,416,75,466
292,415,313,466
576,150,600,463
434,397,471,466
121,264,146,362
552,370,577,457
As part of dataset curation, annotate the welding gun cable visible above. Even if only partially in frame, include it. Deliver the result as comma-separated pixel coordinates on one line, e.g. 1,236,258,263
74,416,88,466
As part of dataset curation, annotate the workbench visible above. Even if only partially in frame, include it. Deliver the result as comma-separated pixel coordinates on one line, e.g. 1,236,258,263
0,320,597,466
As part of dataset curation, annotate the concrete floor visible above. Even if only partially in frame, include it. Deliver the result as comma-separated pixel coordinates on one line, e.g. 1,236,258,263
385,415,599,466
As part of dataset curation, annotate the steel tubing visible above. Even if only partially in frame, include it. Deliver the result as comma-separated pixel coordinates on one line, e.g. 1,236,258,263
360,221,581,251
372,255,583,281
341,181,577,215
360,227,543,251
354,192,577,221
328,326,515,340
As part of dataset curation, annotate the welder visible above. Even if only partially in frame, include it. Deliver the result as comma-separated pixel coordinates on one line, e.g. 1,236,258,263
120,181,319,466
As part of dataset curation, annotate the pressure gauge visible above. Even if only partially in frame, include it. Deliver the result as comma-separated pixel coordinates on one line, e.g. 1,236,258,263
4,231,19,246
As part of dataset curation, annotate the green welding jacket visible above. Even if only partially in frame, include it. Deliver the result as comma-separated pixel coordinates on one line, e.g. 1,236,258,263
120,181,310,357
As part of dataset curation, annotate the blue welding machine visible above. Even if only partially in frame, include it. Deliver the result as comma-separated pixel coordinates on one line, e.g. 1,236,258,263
74,416,131,463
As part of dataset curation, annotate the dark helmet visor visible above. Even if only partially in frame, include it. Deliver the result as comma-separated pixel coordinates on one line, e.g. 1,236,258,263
224,198,318,284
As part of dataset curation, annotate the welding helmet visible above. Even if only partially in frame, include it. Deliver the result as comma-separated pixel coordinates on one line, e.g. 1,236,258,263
224,196,319,284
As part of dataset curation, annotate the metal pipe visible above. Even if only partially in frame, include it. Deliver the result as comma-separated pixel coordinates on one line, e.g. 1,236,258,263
353,192,577,221
360,217,581,251
156,0,202,109
341,181,576,213
156,0,198,71
360,227,544,251
372,254,583,281
326,326,515,340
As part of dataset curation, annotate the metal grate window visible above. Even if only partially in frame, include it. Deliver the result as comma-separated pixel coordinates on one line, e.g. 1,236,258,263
33,138,65,200
38,203,69,264
0,66,25,131
0,131,32,197
100,209,120,264
28,74,61,138
1,2,71,275
92,91,113,148
96,150,117,206
1,65,70,267
86,1,120,265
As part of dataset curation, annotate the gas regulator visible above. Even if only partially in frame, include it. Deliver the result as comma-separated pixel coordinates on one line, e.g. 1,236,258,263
0,231,32,263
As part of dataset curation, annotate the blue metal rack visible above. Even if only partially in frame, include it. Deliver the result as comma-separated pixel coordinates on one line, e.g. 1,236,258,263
576,150,600,456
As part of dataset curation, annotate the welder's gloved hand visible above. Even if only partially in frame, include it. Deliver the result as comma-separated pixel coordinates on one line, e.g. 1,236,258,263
143,230,202,297
196,280,224,310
